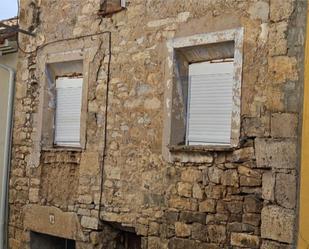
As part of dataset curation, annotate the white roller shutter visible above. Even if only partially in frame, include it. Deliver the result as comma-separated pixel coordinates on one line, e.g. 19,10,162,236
186,61,234,145
55,77,83,147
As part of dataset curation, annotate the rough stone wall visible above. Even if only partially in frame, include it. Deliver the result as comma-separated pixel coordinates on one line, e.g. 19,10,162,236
8,0,307,249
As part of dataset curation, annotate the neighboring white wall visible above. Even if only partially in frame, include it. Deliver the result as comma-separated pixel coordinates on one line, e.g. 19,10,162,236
0,52,17,207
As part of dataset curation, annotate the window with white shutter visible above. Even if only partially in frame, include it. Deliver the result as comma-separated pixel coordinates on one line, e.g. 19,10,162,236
54,77,83,147
164,28,244,159
186,61,234,145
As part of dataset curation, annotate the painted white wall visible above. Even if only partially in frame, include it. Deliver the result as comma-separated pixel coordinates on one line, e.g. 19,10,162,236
0,52,17,208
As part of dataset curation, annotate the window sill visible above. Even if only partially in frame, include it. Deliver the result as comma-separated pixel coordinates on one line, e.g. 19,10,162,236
41,147,83,153
168,144,235,153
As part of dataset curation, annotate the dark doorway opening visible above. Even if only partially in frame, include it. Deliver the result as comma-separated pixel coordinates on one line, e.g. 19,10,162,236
30,231,76,249
116,231,141,249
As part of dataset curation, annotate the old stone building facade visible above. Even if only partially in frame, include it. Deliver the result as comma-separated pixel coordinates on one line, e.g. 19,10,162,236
7,0,308,248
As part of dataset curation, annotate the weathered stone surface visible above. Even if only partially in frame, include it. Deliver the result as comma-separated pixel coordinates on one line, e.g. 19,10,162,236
148,222,160,236
181,169,202,183
168,238,218,249
275,173,296,209
240,176,261,187
231,147,255,162
255,138,297,169
79,152,100,176
268,56,298,84
81,216,99,230
248,1,269,22
221,169,239,187
231,233,260,248
175,222,191,237
244,196,262,213
23,205,84,240
191,223,207,242
262,172,275,201
261,240,293,249
271,113,298,138
164,211,179,223
261,205,295,243
199,199,216,213
269,22,288,55
226,201,243,214
179,211,206,224
208,167,222,184
270,0,295,22
192,183,204,199
207,225,226,243
29,188,39,203
177,182,192,198
168,197,197,211
243,213,261,227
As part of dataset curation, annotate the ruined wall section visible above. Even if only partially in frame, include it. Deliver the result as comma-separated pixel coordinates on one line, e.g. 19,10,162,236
8,0,307,249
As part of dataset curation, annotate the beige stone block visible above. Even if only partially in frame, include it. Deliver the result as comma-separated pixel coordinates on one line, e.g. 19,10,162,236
177,182,192,198
255,138,297,169
148,222,160,236
243,115,270,137
148,237,168,249
207,225,226,243
248,1,269,21
8,238,20,249
230,147,255,162
81,216,99,230
268,56,298,84
78,195,93,204
240,176,261,187
231,233,259,248
270,0,295,22
173,153,213,164
144,97,161,110
181,169,202,183
192,183,203,199
175,222,191,237
271,113,298,138
269,22,288,55
262,172,275,201
79,152,100,177
242,213,261,226
168,197,197,211
261,240,293,249
261,205,295,243
208,167,222,184
29,188,40,203
24,205,84,240
238,166,261,178
199,199,216,213
221,169,239,187
275,173,296,209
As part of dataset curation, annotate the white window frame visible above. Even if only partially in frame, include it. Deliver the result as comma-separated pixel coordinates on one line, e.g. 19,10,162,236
163,28,244,160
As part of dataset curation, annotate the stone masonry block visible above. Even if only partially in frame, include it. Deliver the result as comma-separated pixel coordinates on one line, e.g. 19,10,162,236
271,113,298,138
268,56,298,85
177,182,192,198
231,233,260,248
255,138,297,169
261,205,295,243
262,172,275,201
175,222,191,238
270,0,295,22
275,173,296,209
81,216,99,230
